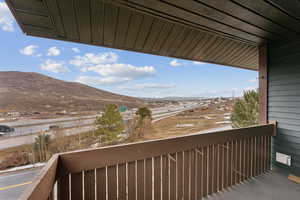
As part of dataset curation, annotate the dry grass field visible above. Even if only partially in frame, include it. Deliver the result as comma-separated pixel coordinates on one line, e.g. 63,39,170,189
136,100,234,140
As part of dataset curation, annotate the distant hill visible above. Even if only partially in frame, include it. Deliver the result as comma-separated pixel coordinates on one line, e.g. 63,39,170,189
0,71,144,112
143,96,205,101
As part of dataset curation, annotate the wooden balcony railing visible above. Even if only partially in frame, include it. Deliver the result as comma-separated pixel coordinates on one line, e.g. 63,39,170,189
20,124,276,200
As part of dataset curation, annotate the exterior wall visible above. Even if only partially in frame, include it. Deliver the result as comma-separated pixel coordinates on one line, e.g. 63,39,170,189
268,41,300,176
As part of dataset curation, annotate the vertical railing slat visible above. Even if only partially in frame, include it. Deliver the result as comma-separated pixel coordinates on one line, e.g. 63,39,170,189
118,164,127,200
213,145,218,193
217,144,222,192
260,136,264,174
267,136,271,170
107,166,117,200
232,140,237,185
245,139,250,179
263,136,267,172
228,141,233,187
224,142,228,189
256,136,261,176
248,138,252,178
202,147,208,197
154,156,161,200
145,158,153,200
222,143,226,190
183,150,190,200
241,139,245,182
84,170,95,200
238,140,242,183
96,167,106,200
250,138,253,178
252,137,255,177
195,148,203,199
169,153,176,200
162,155,169,200
190,150,196,200
128,161,136,200
57,174,69,200
137,160,145,200
208,146,213,196
253,137,257,177
71,172,83,200
176,152,184,200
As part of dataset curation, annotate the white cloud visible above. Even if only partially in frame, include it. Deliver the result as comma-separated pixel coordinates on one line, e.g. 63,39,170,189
40,59,69,73
86,63,155,79
119,83,176,90
249,78,258,83
76,76,130,85
170,59,184,67
70,52,118,69
71,48,80,53
0,2,14,32
47,47,61,56
70,52,156,85
244,86,257,91
20,45,39,56
193,61,205,65
170,59,206,67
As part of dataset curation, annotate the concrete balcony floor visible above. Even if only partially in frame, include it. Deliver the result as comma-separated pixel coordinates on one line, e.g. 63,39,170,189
207,168,300,200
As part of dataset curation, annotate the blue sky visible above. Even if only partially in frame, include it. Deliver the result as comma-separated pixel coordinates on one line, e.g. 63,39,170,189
0,1,257,98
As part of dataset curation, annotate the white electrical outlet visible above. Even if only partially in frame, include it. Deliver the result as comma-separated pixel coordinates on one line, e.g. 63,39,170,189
276,152,291,166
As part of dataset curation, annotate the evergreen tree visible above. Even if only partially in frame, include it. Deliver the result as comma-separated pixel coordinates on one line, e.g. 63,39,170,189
95,104,124,142
231,90,259,128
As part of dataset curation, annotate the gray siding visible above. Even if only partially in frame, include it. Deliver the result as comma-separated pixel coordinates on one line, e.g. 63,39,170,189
269,41,300,175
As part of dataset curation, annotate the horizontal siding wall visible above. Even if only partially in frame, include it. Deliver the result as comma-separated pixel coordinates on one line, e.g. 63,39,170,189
269,41,300,175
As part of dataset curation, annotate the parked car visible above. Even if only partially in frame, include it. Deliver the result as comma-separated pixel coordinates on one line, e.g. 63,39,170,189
0,125,15,136
0,125,14,132
49,125,60,130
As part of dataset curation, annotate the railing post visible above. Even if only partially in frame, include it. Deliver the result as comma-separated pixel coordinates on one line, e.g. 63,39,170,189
56,160,70,200
259,45,268,124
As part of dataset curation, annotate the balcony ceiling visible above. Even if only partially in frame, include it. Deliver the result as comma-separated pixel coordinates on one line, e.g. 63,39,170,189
6,0,300,70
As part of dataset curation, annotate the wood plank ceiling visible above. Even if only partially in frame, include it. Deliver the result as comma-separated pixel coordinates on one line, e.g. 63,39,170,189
6,0,300,70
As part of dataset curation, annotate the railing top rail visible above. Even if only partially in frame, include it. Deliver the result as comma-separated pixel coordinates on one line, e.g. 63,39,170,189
19,154,59,200
59,124,275,173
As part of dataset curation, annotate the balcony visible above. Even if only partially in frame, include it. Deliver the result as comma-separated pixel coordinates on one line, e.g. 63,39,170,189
19,124,285,200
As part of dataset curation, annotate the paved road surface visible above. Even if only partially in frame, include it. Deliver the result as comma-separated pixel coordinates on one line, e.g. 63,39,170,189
7,117,96,136
0,168,41,200
0,125,95,150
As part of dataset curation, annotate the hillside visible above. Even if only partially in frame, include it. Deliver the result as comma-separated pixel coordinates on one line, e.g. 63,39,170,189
0,71,144,112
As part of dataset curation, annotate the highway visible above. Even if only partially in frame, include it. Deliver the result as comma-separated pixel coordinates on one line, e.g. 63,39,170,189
5,115,97,136
2,103,198,137
0,168,41,200
0,102,199,150
0,125,95,150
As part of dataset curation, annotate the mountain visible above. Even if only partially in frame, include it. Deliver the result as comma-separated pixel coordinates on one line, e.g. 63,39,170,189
0,71,144,112
143,96,205,101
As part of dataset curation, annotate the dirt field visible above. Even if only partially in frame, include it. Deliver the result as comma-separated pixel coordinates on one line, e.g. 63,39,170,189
139,99,234,140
